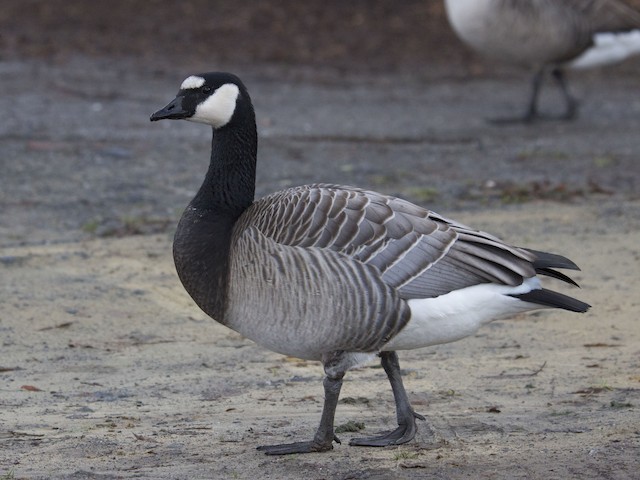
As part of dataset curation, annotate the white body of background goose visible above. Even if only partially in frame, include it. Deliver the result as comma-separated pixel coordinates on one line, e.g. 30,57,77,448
444,0,640,121
150,72,590,455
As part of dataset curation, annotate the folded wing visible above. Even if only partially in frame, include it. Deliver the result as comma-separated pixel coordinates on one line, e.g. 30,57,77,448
240,184,574,300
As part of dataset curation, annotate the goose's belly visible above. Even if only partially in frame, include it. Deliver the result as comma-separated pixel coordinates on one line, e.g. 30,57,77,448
446,0,585,66
225,282,350,361
225,238,411,361
225,279,406,361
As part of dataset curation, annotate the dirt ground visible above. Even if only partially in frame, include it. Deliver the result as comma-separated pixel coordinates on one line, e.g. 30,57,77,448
1,1,639,479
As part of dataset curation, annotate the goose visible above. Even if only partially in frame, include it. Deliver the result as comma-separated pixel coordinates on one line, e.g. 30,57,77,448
150,72,590,455
444,0,640,122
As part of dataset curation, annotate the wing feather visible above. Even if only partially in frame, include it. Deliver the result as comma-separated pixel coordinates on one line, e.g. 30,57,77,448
237,184,575,300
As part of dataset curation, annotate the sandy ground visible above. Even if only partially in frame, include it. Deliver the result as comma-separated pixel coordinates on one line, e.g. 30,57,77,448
2,199,640,479
2,1,640,478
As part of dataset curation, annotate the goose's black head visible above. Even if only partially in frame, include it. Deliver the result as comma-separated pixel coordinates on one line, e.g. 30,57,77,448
150,72,252,129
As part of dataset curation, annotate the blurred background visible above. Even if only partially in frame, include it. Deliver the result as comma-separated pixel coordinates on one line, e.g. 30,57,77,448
4,0,640,72
1,1,466,72
2,3,640,478
1,0,639,245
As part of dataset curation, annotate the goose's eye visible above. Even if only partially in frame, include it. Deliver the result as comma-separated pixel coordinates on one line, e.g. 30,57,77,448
202,85,212,93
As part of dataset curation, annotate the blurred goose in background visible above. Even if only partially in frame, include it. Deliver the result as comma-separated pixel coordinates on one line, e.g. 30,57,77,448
445,0,640,122
150,72,589,455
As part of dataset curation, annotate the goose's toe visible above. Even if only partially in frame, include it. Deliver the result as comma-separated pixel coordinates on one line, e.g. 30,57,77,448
257,438,336,455
487,109,578,125
349,412,425,447
486,113,539,125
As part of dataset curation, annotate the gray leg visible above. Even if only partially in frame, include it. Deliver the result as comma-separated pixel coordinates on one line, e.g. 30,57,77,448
257,352,345,455
349,351,424,447
524,68,545,121
489,68,544,124
551,68,578,120
490,67,579,124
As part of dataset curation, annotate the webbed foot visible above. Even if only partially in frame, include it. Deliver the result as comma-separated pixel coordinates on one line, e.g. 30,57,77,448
349,411,425,447
257,436,338,455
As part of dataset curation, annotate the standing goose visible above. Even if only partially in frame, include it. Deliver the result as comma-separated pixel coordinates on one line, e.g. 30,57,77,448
150,72,590,455
444,0,640,122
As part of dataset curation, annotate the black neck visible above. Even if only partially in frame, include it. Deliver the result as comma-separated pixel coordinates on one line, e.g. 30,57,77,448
192,122,257,215
173,118,258,323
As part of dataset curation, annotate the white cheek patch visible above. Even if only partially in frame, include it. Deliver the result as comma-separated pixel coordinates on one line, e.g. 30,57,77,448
190,83,240,128
180,75,205,90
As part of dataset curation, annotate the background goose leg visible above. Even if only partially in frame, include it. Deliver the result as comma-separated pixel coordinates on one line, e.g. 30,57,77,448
551,67,579,120
489,68,544,124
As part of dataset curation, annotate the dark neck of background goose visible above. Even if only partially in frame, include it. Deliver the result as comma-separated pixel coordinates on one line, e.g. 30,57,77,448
174,109,258,324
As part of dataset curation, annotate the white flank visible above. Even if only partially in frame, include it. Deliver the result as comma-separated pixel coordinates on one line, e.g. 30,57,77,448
180,75,205,90
383,277,543,351
570,30,640,69
189,83,240,128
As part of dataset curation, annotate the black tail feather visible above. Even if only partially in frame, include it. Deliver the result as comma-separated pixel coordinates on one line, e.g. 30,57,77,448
526,248,581,271
535,267,580,287
511,288,591,313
